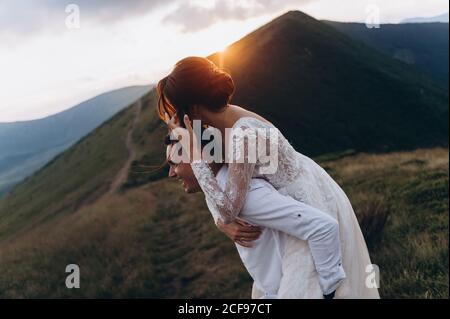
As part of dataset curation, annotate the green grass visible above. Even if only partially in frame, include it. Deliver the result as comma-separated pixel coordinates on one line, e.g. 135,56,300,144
321,148,449,298
0,145,447,298
0,90,447,298
0,181,251,298
0,103,136,240
123,91,169,189
0,91,253,298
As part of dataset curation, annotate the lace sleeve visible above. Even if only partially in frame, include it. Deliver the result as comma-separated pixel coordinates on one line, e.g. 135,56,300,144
191,125,257,225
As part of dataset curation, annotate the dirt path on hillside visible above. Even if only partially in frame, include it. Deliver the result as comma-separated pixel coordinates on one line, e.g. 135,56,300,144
108,100,142,194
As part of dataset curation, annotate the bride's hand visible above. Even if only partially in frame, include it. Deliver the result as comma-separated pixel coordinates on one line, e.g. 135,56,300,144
163,112,180,131
216,218,263,248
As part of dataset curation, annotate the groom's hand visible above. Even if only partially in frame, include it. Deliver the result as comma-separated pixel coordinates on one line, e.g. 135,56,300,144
217,218,262,248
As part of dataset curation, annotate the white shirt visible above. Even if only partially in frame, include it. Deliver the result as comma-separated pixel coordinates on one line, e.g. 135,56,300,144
206,165,346,298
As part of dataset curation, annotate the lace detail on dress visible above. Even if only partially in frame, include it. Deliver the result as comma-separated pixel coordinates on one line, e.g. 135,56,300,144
191,116,341,224
191,116,304,224
191,121,257,224
262,134,301,189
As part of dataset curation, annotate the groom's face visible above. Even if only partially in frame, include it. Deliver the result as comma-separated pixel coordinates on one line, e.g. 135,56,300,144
166,144,201,193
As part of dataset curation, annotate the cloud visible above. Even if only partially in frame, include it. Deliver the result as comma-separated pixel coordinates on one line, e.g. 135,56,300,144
0,0,168,36
0,0,315,37
162,0,314,32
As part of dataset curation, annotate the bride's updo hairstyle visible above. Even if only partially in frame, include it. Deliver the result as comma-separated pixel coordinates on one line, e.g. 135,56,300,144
157,56,235,125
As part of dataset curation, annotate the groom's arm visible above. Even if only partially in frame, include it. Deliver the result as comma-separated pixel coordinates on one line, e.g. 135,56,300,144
209,165,263,247
216,218,262,248
204,188,262,247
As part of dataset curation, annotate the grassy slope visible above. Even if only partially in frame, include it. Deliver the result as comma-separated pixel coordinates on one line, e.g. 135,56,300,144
0,141,447,297
0,102,136,240
0,86,151,197
0,90,253,298
0,183,250,298
322,148,449,298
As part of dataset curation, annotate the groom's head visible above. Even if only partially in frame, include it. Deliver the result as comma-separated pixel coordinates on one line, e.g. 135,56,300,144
166,141,200,193
164,132,223,194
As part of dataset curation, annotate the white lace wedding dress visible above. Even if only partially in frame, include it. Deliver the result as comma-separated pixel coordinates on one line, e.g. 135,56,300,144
191,117,380,299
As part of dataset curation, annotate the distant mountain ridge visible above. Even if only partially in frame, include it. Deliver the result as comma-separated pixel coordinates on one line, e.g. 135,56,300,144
324,20,449,86
207,11,448,156
401,12,449,24
0,85,151,196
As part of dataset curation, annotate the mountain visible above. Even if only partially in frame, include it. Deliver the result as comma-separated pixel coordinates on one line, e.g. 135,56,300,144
324,20,449,86
0,85,151,197
0,11,448,298
401,12,449,24
207,11,448,156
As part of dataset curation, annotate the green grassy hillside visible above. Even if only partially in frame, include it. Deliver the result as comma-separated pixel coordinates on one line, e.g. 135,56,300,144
0,140,447,297
321,148,449,298
0,102,137,240
0,85,151,196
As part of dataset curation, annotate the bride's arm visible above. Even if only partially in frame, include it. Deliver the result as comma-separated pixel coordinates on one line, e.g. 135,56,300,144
216,218,262,247
170,114,257,224
191,144,256,224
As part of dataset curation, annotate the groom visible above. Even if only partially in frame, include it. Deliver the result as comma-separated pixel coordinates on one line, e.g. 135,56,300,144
164,134,343,299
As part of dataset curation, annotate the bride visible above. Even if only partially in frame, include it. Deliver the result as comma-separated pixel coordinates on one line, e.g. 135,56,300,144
156,56,380,299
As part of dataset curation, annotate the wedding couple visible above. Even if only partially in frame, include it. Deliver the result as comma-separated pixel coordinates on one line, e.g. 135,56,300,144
157,56,380,299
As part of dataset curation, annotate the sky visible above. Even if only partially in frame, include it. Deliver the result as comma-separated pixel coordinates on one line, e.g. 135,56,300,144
0,0,448,122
